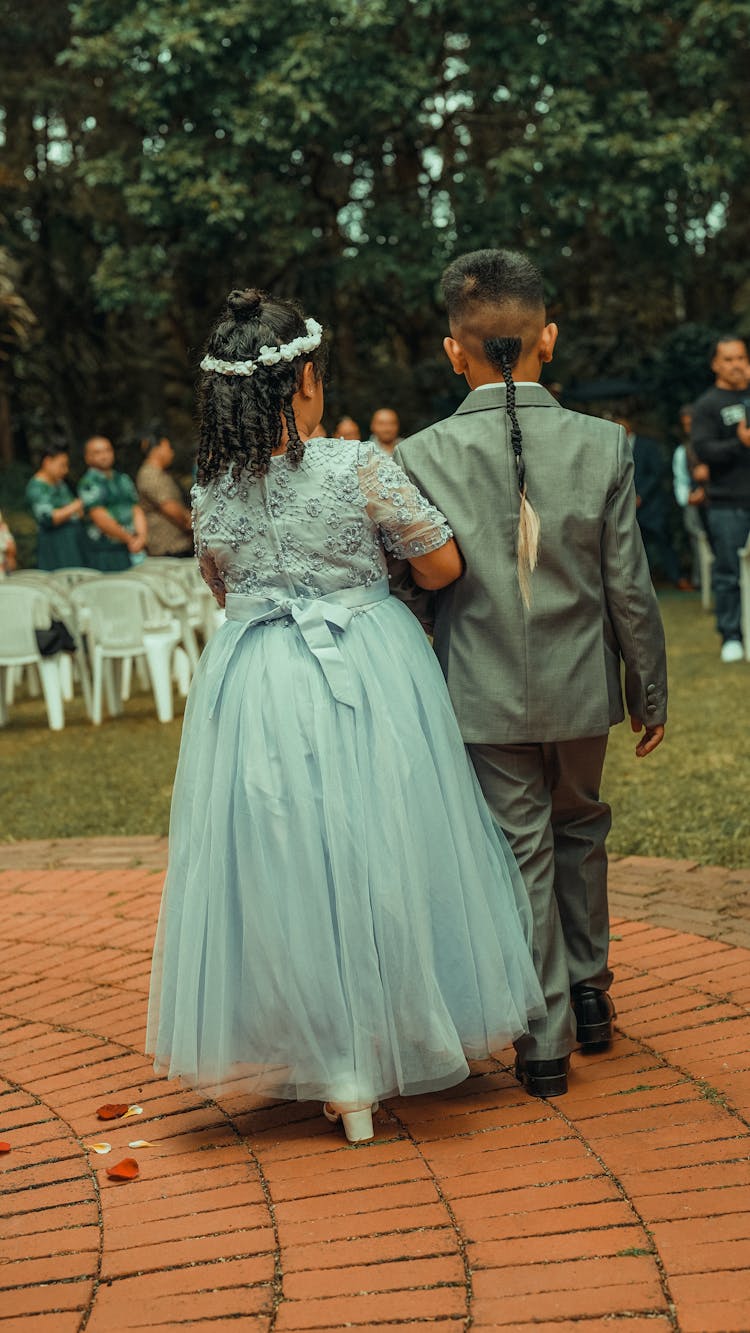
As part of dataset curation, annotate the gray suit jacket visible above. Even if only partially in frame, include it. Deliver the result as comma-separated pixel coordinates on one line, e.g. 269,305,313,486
393,383,667,744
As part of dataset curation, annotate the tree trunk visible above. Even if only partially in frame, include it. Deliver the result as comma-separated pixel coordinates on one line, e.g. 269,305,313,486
0,388,13,464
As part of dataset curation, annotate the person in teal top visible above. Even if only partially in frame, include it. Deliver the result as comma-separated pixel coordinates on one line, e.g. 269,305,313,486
26,443,86,570
78,435,147,571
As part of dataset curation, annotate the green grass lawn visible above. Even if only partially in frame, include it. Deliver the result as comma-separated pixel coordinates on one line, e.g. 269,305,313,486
601,592,750,867
1,593,748,866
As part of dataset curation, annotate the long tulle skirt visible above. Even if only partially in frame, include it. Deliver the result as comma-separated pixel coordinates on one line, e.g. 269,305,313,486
146,595,545,1104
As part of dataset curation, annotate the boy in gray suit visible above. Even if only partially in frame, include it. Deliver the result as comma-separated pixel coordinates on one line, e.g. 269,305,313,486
393,250,667,1097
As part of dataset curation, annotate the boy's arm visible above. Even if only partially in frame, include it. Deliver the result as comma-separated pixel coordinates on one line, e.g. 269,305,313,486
602,428,667,746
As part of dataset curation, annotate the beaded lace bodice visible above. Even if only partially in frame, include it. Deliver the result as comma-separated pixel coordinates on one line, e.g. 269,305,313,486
192,437,452,600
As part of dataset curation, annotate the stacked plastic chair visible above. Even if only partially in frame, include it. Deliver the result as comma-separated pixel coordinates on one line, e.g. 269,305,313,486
71,578,180,724
0,585,66,730
7,569,92,714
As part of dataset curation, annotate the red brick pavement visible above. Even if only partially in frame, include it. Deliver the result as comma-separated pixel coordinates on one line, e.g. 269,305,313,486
1,852,749,1331
2,840,749,947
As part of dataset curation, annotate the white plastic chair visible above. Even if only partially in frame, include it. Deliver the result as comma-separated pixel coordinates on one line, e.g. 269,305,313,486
71,578,180,724
0,586,65,730
51,567,102,593
7,571,92,713
697,529,714,612
125,566,201,677
143,557,223,643
739,534,750,661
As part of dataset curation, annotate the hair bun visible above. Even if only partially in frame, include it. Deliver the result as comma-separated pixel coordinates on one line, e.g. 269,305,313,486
226,288,264,321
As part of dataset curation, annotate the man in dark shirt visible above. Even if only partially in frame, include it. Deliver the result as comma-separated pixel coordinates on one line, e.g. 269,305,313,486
691,337,750,662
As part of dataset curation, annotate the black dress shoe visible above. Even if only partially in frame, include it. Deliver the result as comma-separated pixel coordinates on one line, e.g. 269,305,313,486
571,985,616,1050
514,1055,569,1098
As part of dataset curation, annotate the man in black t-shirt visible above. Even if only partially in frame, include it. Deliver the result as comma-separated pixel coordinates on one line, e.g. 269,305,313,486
691,337,750,662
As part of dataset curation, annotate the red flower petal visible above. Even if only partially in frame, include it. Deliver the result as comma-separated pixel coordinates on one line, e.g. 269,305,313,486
106,1157,139,1182
0,1142,11,1154
96,1103,130,1121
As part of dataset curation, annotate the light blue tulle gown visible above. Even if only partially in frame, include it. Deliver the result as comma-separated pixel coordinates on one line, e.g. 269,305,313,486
146,438,545,1105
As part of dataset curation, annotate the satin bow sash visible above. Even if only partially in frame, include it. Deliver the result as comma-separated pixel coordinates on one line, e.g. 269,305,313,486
206,578,390,716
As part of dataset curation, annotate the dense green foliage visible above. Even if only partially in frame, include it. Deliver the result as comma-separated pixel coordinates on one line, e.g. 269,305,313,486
2,0,749,467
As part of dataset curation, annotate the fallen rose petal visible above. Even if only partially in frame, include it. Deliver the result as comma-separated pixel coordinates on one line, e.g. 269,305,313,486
127,1140,153,1149
106,1157,139,1182
0,1142,11,1154
96,1103,129,1121
122,1105,143,1119
85,1143,112,1155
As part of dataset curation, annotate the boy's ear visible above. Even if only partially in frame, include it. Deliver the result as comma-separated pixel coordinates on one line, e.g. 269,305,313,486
443,336,468,376
539,322,558,365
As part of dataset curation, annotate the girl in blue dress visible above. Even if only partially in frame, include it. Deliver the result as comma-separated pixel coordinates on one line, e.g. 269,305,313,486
147,289,544,1142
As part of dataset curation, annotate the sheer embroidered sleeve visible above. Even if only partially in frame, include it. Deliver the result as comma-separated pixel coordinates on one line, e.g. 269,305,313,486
357,443,452,559
192,489,226,606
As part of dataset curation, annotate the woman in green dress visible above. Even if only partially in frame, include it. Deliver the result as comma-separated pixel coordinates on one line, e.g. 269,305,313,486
26,444,86,570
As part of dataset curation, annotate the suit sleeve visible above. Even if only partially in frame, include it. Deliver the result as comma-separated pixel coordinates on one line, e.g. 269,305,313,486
601,428,668,725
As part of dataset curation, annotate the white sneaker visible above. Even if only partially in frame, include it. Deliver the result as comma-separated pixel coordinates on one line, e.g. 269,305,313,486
720,640,744,663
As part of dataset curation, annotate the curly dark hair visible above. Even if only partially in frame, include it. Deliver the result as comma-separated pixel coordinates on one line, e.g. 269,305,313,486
196,288,327,485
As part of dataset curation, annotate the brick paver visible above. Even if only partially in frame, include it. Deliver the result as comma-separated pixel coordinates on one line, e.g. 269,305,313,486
2,838,749,947
0,848,749,1331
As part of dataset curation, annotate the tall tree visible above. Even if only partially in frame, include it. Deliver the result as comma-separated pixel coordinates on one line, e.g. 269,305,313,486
1,0,748,461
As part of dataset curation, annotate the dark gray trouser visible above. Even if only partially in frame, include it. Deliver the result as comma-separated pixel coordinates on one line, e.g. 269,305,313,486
705,506,750,643
468,737,612,1062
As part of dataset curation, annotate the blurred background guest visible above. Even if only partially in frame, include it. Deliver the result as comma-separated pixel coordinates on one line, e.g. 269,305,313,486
369,407,402,455
78,435,147,571
25,442,85,570
334,416,361,440
672,405,704,591
691,336,750,662
136,431,193,557
613,413,689,589
0,510,17,575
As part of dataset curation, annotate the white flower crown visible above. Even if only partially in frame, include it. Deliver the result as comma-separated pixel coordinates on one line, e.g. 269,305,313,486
200,317,323,376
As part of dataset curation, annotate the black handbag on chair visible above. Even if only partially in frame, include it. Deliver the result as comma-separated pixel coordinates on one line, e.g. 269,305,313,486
34,618,77,657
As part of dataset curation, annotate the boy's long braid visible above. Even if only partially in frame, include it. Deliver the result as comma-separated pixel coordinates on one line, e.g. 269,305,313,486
489,337,526,495
483,334,540,608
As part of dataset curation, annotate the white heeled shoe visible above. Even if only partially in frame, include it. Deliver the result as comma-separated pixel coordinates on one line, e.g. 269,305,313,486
323,1101,379,1143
